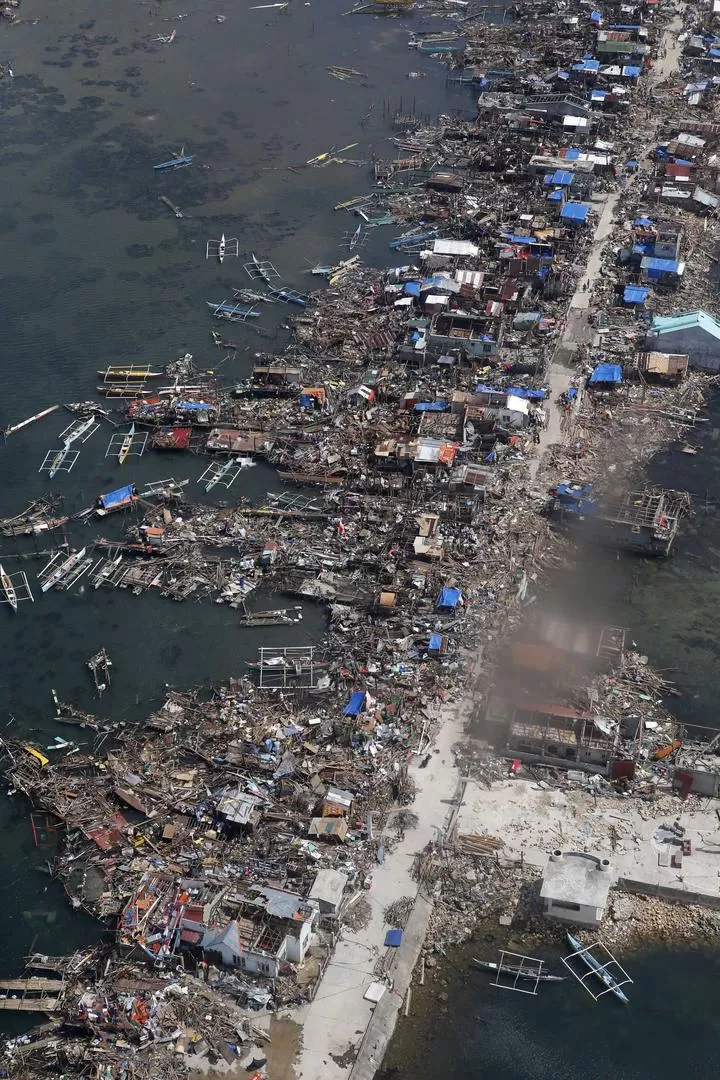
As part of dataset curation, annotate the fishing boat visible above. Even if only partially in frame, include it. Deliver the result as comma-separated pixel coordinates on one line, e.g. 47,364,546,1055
349,223,362,251
472,959,565,983
205,457,236,493
153,154,194,170
206,301,261,320
96,368,164,379
267,286,308,307
48,446,71,480
250,252,274,285
118,424,135,465
218,233,226,263
565,932,630,1004
96,386,153,397
40,548,87,593
0,564,17,613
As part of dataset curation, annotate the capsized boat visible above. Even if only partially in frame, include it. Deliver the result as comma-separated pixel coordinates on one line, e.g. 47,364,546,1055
472,958,565,983
565,932,630,1004
118,424,135,465
0,564,17,613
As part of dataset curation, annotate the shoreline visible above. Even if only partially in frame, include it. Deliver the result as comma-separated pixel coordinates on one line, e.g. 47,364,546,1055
4,0,720,1079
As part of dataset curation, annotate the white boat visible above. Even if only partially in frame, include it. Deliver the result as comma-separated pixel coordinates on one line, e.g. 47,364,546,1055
48,446,71,480
0,564,17,613
218,233,226,263
118,423,135,465
40,548,87,594
565,932,631,1005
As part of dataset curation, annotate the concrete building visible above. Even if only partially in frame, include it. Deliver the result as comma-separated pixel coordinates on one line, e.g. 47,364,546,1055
540,850,614,927
309,868,348,917
645,310,720,371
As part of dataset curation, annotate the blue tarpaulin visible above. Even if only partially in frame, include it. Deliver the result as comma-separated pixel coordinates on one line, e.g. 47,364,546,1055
547,189,564,202
429,633,444,651
560,202,591,223
298,394,314,408
590,89,607,101
177,401,212,411
591,10,602,22
343,691,366,716
564,148,581,160
403,281,421,297
624,285,649,304
589,363,623,385
545,169,573,186
634,216,654,227
414,401,449,412
555,481,593,501
385,929,403,947
506,386,547,400
622,65,642,77
98,484,135,510
573,58,600,72
641,256,680,273
437,587,462,609
475,384,504,396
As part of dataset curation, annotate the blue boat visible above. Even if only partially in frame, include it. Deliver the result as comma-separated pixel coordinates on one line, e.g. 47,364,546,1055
153,155,194,171
565,932,630,1004
206,301,261,320
388,229,439,250
267,287,308,307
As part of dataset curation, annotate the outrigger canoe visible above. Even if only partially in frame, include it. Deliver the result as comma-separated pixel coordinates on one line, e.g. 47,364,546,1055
566,932,630,1005
472,958,565,983
0,564,17,613
153,154,194,170
118,424,135,465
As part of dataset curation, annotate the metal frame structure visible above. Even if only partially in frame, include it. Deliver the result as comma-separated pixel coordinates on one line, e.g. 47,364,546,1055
254,646,325,690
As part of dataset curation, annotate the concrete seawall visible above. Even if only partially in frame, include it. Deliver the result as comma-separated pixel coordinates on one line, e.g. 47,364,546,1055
617,878,720,911
348,892,434,1080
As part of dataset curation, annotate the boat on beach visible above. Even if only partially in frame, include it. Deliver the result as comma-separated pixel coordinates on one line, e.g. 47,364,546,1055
0,564,17,613
472,958,565,983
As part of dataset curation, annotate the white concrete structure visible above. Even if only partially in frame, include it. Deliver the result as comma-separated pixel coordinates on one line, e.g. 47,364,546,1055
645,310,720,372
540,851,614,927
309,869,348,917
